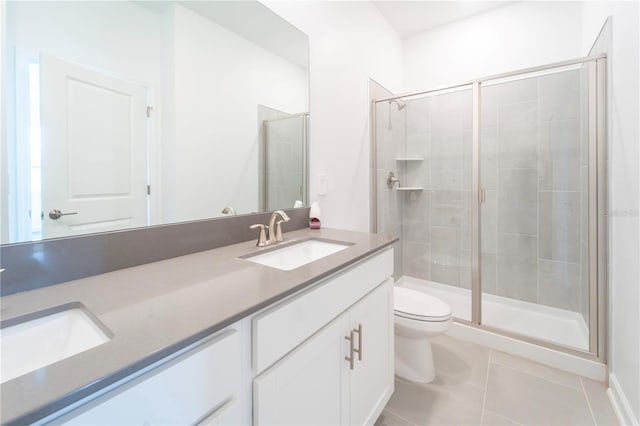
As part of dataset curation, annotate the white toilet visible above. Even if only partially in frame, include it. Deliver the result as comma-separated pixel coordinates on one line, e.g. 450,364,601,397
393,286,452,383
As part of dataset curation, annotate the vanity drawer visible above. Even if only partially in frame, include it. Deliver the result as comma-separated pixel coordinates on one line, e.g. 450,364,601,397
252,248,393,373
52,329,242,425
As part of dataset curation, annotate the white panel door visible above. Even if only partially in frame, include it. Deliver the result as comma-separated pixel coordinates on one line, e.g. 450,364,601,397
253,314,350,426
40,55,148,238
349,280,394,426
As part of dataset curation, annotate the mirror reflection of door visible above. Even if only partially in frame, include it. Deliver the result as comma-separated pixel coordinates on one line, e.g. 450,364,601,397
38,55,149,239
2,1,310,244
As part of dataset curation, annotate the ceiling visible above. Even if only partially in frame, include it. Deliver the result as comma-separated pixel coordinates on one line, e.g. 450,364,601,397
133,1,308,68
372,1,514,38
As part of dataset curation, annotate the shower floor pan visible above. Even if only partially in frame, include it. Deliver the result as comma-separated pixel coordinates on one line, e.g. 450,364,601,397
397,276,589,352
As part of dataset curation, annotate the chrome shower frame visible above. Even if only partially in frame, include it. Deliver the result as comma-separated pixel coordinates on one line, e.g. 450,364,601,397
370,54,608,363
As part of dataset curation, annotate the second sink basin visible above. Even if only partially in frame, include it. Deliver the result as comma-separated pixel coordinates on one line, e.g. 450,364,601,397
1,304,112,383
242,238,352,271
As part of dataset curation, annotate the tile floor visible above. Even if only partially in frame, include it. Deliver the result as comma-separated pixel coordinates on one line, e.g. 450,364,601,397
376,334,618,426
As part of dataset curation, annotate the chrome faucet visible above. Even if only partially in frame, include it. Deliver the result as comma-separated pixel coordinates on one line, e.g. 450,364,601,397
249,210,291,247
221,206,237,215
268,210,290,244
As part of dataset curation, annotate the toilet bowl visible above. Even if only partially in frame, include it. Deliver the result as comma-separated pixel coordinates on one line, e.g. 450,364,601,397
394,286,452,383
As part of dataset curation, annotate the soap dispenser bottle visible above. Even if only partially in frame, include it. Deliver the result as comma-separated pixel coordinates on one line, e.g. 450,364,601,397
309,202,321,229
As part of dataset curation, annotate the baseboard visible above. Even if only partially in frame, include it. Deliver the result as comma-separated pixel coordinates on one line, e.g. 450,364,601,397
447,322,607,381
608,373,640,426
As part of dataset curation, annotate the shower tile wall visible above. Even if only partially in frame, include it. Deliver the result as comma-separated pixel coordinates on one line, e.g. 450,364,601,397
481,69,587,315
395,69,588,318
400,90,473,289
376,102,406,279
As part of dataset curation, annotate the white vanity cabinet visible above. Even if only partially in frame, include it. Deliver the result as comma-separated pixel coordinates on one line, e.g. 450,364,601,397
348,280,394,425
37,247,393,426
44,322,252,426
253,249,394,426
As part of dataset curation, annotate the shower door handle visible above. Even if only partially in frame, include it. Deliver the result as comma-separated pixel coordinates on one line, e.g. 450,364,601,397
479,188,486,205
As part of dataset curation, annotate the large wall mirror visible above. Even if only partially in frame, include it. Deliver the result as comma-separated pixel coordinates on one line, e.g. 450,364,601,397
1,1,309,244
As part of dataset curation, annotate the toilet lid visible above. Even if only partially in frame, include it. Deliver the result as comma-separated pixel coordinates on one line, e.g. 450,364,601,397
394,287,451,319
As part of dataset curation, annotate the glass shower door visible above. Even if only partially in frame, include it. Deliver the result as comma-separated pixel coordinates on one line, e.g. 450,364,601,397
479,67,591,351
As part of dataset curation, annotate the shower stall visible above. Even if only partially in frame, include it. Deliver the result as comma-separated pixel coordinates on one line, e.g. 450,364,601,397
372,55,607,360
262,113,309,211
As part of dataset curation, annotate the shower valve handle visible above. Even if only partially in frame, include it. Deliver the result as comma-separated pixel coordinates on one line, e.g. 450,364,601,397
387,172,400,189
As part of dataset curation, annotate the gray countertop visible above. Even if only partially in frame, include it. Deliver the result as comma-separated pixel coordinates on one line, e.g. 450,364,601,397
0,228,396,425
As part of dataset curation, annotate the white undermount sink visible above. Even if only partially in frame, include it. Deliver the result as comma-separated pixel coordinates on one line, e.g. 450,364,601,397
242,238,352,271
1,305,111,383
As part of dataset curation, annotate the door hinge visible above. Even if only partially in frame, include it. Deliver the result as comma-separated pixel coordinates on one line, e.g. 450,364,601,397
146,106,153,118
147,185,151,195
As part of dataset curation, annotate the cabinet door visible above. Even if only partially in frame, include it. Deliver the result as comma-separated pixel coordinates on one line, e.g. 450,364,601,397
349,279,394,425
254,314,350,426
51,329,242,426
196,396,241,426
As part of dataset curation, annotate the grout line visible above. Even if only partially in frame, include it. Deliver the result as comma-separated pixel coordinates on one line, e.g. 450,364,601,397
536,77,541,307
483,409,523,426
491,360,583,392
383,407,419,426
496,231,538,237
495,116,500,298
537,190,582,193
494,165,537,170
580,376,599,426
480,349,493,424
538,258,582,267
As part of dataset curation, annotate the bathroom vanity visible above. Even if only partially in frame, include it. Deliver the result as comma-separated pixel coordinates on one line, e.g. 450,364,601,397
0,228,396,425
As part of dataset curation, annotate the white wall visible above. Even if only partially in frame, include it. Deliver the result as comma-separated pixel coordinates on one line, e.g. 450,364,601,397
403,1,583,90
165,4,307,223
263,1,404,232
8,1,163,88
581,3,640,424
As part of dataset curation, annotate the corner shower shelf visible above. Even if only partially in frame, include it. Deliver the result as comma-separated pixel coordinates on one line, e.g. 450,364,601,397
396,187,424,191
395,157,424,161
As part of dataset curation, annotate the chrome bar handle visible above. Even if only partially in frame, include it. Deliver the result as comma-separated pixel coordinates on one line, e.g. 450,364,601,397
48,209,78,220
353,324,362,361
479,188,486,205
344,331,355,370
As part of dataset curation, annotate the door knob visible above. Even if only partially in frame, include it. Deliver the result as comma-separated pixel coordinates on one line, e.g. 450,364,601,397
48,209,78,220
